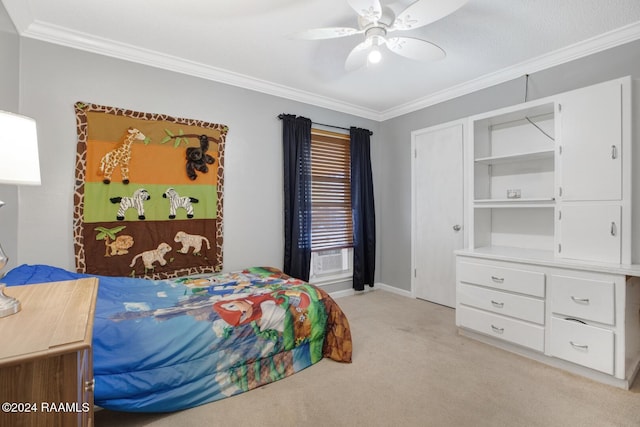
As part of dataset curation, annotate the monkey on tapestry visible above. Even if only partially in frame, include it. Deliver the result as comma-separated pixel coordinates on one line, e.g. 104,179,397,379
186,135,216,180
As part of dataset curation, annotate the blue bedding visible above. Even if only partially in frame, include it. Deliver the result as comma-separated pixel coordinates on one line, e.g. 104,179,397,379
3,264,352,412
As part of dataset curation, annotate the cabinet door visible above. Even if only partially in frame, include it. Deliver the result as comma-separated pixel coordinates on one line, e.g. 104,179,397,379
558,204,621,263
558,80,622,201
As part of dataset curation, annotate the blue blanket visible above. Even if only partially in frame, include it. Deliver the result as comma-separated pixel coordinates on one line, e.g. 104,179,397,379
3,264,351,412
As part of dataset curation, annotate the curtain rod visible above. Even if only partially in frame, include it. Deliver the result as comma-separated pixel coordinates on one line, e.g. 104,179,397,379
277,114,373,136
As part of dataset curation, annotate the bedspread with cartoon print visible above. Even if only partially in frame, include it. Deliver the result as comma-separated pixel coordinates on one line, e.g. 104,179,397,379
2,265,352,412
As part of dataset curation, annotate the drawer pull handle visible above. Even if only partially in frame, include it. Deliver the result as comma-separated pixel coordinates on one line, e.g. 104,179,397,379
490,324,504,334
491,276,504,284
85,379,95,392
569,341,589,351
491,300,504,308
570,296,590,305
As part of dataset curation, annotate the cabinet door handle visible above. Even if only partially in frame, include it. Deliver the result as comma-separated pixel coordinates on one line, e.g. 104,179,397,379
610,221,617,236
85,379,95,392
570,296,590,304
611,145,618,159
491,300,504,308
490,324,504,334
491,276,504,283
569,341,589,351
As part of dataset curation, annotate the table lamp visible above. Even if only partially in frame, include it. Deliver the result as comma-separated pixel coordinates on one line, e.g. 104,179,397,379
0,110,41,318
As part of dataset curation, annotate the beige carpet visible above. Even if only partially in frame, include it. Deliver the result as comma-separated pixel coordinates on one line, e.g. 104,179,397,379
95,290,640,427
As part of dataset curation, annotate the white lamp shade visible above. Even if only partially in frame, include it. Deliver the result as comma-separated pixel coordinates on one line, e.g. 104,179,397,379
0,111,41,186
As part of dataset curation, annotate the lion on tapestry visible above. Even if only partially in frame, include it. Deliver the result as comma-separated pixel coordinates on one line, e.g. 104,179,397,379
174,231,211,255
130,242,172,270
105,235,135,257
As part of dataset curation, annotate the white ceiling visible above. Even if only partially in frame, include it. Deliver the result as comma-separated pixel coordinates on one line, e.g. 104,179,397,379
3,0,640,121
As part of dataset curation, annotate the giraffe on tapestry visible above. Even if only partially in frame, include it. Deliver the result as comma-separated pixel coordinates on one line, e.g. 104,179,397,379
99,127,146,184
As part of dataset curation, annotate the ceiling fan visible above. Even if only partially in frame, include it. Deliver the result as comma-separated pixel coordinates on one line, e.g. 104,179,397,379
293,0,468,70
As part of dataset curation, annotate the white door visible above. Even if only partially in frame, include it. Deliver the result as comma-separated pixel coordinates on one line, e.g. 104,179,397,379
412,122,464,307
558,79,622,201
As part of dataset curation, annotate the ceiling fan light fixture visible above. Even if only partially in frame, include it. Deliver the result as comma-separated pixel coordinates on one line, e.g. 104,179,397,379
367,47,382,64
302,0,468,70
365,28,385,65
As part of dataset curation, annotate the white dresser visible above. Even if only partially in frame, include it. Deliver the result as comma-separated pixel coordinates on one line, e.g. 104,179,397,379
455,76,640,389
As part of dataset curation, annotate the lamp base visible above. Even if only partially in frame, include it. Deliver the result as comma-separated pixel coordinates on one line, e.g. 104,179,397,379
0,285,21,318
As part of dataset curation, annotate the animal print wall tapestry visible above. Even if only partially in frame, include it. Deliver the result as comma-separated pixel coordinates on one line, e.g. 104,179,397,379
73,102,227,279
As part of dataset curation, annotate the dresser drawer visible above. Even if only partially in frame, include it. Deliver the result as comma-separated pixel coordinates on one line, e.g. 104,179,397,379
549,317,614,375
457,305,545,352
458,261,545,297
550,274,615,325
458,283,545,324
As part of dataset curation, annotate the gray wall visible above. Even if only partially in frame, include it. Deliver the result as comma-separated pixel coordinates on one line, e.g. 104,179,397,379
7,3,640,294
0,3,19,272
13,37,380,293
378,39,640,292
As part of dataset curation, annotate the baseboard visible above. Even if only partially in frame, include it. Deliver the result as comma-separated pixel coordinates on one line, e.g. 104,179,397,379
329,282,413,299
375,282,413,298
329,288,358,299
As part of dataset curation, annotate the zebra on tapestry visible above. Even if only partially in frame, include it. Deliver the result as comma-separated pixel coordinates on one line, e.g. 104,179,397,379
110,188,151,221
163,188,199,219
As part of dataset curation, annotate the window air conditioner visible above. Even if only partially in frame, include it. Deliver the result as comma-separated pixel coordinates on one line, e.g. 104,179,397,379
310,248,353,283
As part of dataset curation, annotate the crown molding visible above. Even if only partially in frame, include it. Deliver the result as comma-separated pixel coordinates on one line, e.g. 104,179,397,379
1,0,34,34
15,18,640,123
21,20,383,121
380,20,640,121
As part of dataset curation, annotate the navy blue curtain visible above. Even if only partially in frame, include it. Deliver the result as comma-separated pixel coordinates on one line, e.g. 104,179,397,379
281,114,312,281
350,127,376,291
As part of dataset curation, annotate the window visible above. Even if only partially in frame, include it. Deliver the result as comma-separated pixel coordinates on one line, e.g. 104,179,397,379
310,128,353,251
309,128,353,284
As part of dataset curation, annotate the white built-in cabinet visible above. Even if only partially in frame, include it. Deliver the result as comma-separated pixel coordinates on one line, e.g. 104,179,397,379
456,77,640,389
556,78,630,264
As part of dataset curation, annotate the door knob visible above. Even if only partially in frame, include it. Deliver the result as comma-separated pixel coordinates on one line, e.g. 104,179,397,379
453,224,461,231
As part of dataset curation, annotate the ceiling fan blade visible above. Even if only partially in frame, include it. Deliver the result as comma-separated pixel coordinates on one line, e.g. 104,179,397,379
386,37,445,61
394,0,468,30
291,27,360,40
347,0,382,21
345,39,373,71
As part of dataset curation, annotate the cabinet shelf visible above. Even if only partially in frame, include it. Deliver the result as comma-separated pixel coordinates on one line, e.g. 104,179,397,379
475,149,555,165
474,198,555,208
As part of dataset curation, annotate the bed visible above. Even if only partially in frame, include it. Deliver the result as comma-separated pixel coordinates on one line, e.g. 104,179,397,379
2,264,352,412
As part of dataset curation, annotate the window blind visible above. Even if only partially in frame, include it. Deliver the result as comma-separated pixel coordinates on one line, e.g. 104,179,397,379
310,129,353,251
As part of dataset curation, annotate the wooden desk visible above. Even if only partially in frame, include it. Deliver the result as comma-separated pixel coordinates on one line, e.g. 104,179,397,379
0,278,98,427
